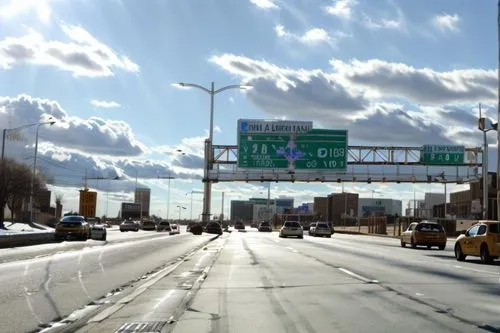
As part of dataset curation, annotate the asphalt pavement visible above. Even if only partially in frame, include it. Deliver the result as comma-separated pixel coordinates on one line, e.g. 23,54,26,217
0,226,183,263
167,231,500,333
0,230,214,333
4,229,500,333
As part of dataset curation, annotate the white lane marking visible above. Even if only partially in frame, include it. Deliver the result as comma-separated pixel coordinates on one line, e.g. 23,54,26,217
153,289,176,309
23,262,30,276
193,253,211,271
416,293,424,297
338,268,378,284
98,249,106,275
24,286,43,324
78,270,91,300
89,255,190,322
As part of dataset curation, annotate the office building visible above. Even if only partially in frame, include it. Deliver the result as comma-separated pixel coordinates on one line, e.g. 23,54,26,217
313,197,328,219
79,190,97,217
230,200,254,222
423,193,445,218
275,198,294,214
327,192,358,224
358,198,402,217
134,188,151,217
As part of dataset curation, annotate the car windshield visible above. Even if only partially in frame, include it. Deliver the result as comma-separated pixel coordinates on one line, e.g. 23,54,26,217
316,223,329,229
284,222,300,228
416,223,443,232
260,222,270,226
61,216,84,223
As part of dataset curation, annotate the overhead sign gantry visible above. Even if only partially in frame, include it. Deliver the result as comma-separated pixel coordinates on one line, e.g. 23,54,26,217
206,119,482,184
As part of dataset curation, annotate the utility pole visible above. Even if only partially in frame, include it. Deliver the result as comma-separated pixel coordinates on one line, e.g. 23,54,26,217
479,103,489,219
221,191,225,222
266,182,271,221
158,175,175,220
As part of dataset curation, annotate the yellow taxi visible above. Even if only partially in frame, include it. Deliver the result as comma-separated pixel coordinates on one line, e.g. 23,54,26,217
55,215,90,241
454,221,500,264
400,221,446,250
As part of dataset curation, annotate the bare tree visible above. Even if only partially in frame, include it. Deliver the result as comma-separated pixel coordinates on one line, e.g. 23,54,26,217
0,159,47,228
55,193,63,206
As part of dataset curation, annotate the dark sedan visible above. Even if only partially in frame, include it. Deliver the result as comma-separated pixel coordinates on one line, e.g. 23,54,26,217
206,222,223,235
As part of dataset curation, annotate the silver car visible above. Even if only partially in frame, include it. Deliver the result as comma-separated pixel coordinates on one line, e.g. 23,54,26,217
313,222,332,238
279,221,303,239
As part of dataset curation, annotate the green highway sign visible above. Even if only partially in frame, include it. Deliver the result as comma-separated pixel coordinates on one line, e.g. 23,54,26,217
237,126,348,171
421,145,465,165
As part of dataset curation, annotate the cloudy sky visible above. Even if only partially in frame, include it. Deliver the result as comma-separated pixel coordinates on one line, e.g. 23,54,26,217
0,0,496,218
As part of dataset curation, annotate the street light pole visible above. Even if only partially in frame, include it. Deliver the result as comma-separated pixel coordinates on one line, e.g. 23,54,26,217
176,205,186,221
176,81,251,223
186,190,203,221
29,121,55,222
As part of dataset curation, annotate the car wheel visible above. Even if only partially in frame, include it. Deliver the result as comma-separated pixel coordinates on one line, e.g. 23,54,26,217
427,245,432,249
298,235,303,239
102,234,106,241
327,235,331,238
480,244,493,264
120,230,124,232
438,245,445,250
401,241,406,248
411,238,416,249
454,243,466,261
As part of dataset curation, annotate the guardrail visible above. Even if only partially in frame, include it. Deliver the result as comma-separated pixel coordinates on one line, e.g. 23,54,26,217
0,232,55,248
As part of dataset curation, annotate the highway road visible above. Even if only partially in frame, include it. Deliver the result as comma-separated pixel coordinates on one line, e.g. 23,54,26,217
4,229,500,333
72,229,500,333
0,230,215,333
0,226,186,263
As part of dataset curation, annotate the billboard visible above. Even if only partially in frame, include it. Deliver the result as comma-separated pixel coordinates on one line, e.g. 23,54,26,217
121,202,142,220
79,190,97,217
237,119,348,171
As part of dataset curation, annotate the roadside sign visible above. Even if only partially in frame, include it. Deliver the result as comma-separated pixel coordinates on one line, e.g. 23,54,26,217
237,120,348,171
421,145,465,165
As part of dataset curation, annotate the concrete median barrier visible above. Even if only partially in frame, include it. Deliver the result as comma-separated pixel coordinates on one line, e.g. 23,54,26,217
0,231,55,248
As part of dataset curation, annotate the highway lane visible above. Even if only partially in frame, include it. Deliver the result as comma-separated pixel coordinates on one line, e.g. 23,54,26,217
167,230,499,333
0,226,188,264
0,231,214,333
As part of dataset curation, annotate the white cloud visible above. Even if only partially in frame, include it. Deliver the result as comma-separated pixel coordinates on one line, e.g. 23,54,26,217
362,13,403,30
324,0,358,19
0,24,140,77
328,58,496,104
0,0,51,23
250,0,279,10
209,53,495,145
433,13,460,33
90,100,121,109
1,94,147,156
275,24,343,48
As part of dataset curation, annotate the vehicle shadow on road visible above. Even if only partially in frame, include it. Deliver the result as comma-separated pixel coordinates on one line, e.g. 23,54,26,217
427,254,500,266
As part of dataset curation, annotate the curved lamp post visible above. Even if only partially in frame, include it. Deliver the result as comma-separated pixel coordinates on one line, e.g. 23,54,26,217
175,82,251,223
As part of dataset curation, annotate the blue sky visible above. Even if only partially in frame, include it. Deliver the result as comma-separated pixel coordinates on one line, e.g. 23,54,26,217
0,0,497,219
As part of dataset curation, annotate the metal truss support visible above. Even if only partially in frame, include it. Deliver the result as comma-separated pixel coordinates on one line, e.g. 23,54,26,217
209,145,483,184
